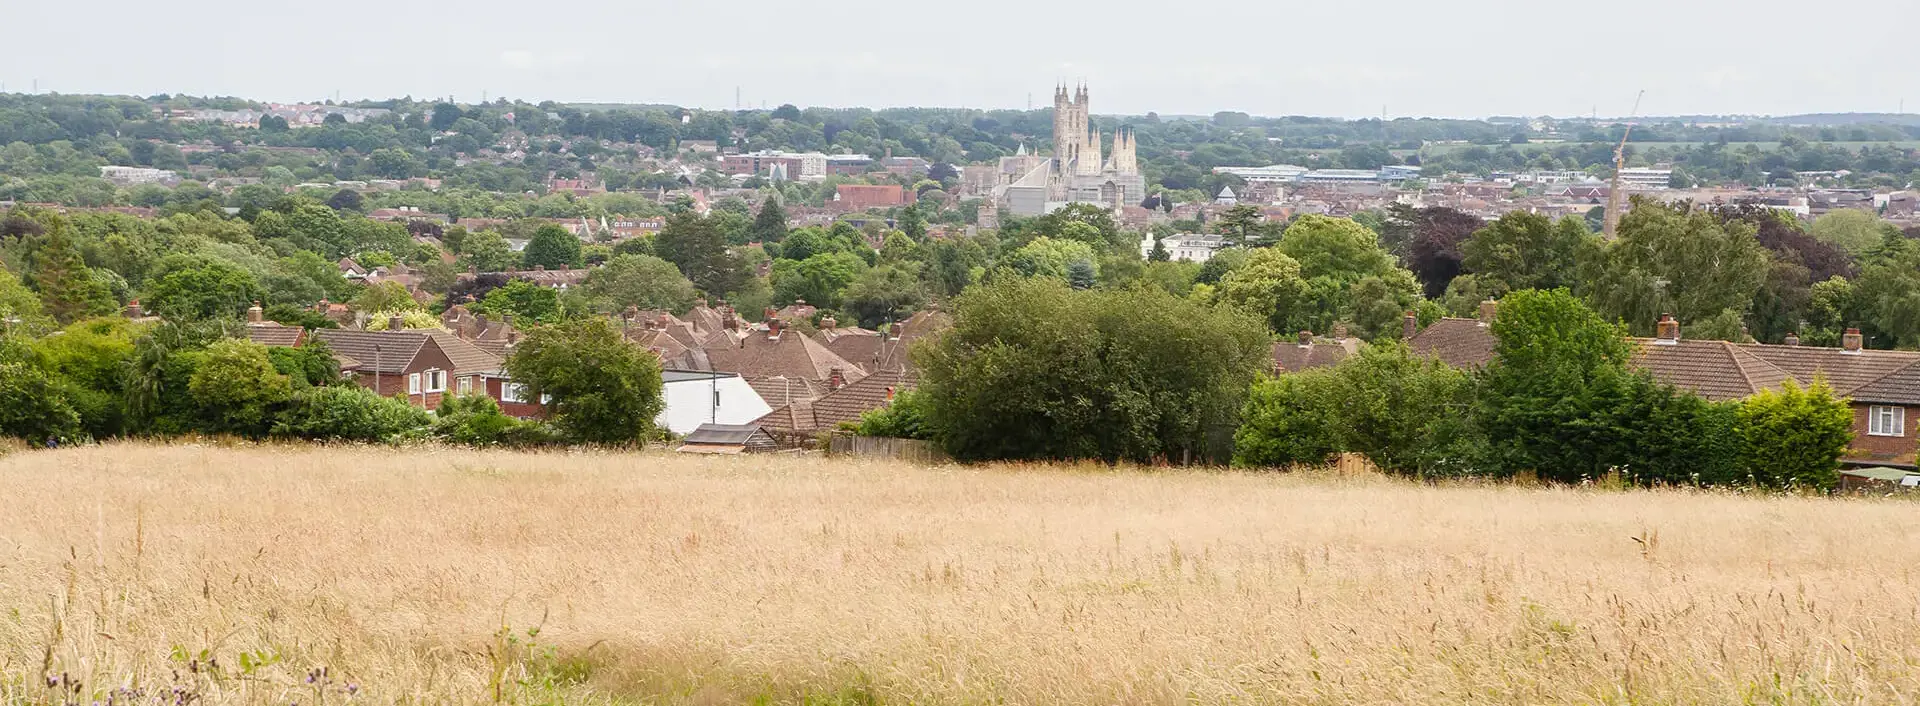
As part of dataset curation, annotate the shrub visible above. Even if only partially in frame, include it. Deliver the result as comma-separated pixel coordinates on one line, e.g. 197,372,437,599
187,339,292,437
274,385,430,443
504,318,664,445
432,393,560,447
1738,380,1854,490
1233,370,1344,468
0,360,83,442
848,389,932,440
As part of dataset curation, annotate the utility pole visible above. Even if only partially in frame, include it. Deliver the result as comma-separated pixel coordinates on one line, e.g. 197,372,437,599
373,345,383,396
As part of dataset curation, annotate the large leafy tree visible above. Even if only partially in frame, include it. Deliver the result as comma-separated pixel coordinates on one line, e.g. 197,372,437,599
654,212,747,295
1213,248,1308,333
521,224,583,269
1587,199,1769,335
1235,342,1478,475
1459,211,1597,294
584,254,697,313
749,196,789,243
31,223,116,324
460,229,519,273
0,266,54,335
505,317,664,444
1275,215,1420,336
187,339,293,437
918,277,1269,464
1401,206,1484,297
841,264,926,329
143,254,261,321
771,252,865,310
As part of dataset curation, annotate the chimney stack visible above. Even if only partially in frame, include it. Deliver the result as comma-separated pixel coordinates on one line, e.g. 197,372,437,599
1297,330,1312,347
124,299,142,319
1402,311,1418,340
828,367,846,391
246,301,263,323
1784,332,1800,346
316,298,329,314
1331,322,1348,341
821,315,837,330
1478,299,1497,326
1655,313,1680,344
767,318,782,340
1843,328,1864,353
387,314,405,331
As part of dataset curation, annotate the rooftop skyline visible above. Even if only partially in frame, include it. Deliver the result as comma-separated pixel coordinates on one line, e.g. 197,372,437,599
4,0,1913,119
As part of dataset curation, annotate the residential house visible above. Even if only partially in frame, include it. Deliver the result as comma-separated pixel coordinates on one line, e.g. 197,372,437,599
311,326,518,413
1271,328,1358,373
813,316,886,373
657,370,773,435
707,319,866,389
756,368,915,437
1406,306,1920,468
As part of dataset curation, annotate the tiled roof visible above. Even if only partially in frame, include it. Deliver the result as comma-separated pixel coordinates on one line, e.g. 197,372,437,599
747,375,824,408
874,310,952,371
1740,345,1920,398
1406,318,1497,369
709,330,866,383
815,327,885,372
757,369,915,432
311,330,429,374
1271,339,1355,373
1407,315,1920,406
425,330,504,375
1632,340,1793,402
244,322,303,347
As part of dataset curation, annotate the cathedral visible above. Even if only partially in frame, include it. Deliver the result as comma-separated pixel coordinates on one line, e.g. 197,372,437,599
998,84,1146,216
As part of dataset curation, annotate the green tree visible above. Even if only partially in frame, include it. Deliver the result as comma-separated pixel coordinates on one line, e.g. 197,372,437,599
1001,237,1098,281
475,279,563,323
33,317,139,438
1276,215,1420,336
1809,209,1896,256
749,197,789,243
1232,370,1344,468
1460,212,1596,293
461,229,519,273
350,280,421,314
1737,380,1854,490
918,277,1269,464
274,385,429,442
504,318,665,444
143,255,261,321
0,266,54,335
1213,248,1309,333
584,254,698,313
655,212,747,295
0,357,82,442
187,339,292,436
1588,200,1769,335
897,203,927,241
842,264,926,329
31,224,116,324
522,224,584,269
771,252,866,310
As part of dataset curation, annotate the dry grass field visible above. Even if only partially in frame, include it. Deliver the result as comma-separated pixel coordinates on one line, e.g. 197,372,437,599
4,444,1920,704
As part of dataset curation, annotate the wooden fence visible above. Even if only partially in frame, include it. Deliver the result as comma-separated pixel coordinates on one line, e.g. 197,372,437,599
826,433,949,464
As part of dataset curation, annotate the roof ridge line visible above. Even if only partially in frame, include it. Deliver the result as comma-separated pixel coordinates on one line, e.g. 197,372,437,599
1843,356,1920,397
1725,341,1791,392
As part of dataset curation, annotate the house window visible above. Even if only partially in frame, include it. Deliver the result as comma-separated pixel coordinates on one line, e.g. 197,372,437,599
502,382,527,403
425,370,446,393
458,376,472,394
407,373,422,394
1869,406,1906,437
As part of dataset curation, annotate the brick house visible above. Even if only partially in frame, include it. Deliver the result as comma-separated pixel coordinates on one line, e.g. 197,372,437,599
310,327,522,413
1406,307,1920,467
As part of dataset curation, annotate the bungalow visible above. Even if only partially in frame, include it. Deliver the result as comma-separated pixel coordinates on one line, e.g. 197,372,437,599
757,368,915,437
309,326,526,414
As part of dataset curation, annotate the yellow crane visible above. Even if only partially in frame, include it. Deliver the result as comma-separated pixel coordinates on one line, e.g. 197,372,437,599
1602,90,1646,239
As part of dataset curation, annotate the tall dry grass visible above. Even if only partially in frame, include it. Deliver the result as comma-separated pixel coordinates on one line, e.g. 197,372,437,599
4,443,1920,704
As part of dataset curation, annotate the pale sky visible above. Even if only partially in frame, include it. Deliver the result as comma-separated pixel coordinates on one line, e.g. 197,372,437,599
6,0,1913,119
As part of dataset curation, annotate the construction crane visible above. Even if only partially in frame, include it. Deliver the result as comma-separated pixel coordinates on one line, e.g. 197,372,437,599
1602,90,1645,239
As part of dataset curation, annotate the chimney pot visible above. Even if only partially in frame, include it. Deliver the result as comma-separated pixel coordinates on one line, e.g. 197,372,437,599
1297,330,1312,347
1843,327,1864,353
388,314,405,331
1784,332,1800,346
828,367,846,390
1402,311,1418,340
822,316,838,330
1478,299,1497,326
1655,313,1680,344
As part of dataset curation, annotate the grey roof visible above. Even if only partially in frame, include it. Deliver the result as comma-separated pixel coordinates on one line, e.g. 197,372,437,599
682,423,769,445
663,370,738,383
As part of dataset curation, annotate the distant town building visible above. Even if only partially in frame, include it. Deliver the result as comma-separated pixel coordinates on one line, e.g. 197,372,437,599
834,184,913,211
1617,168,1674,190
1142,233,1229,262
98,166,177,185
998,85,1147,216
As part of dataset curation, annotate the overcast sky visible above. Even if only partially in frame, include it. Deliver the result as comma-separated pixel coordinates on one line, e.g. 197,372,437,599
6,0,1912,119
